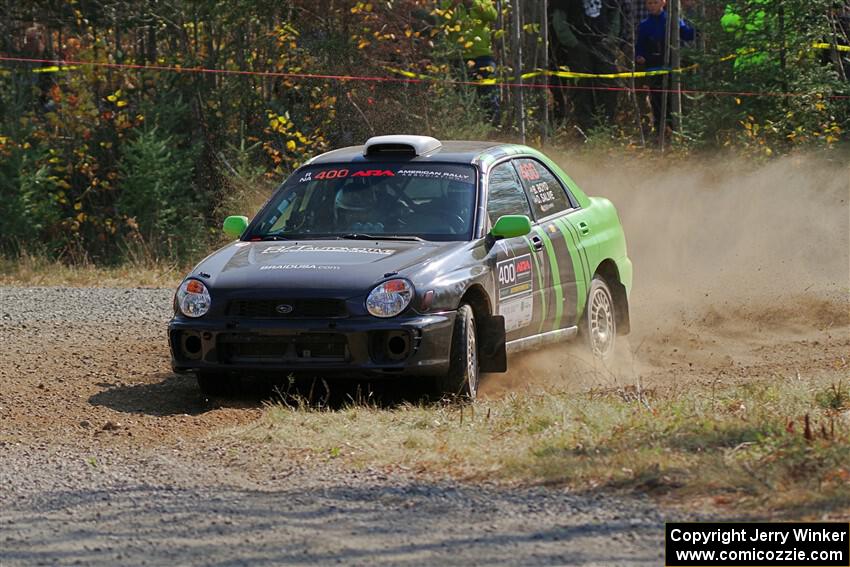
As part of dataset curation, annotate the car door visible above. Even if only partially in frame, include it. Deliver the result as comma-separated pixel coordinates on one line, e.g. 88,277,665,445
512,157,588,332
485,161,548,343
554,175,596,322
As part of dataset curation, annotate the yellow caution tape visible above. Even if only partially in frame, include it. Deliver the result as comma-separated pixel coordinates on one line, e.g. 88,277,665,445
2,43,843,84
0,64,79,76
813,42,850,53
386,66,518,84
386,63,698,84
32,65,79,73
387,44,848,85
544,64,698,79
386,67,425,80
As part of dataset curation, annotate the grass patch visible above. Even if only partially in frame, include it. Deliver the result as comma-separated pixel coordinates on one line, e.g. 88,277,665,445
244,375,850,517
0,253,183,288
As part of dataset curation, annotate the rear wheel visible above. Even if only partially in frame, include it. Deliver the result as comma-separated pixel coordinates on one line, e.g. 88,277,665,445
584,276,617,360
197,371,237,398
438,304,479,400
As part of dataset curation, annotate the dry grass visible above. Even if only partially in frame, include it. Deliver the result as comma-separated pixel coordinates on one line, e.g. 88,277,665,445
0,253,184,288
243,374,850,518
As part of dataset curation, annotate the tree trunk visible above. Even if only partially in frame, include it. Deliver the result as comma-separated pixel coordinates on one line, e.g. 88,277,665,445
542,0,549,145
497,0,509,110
659,0,674,149
670,0,681,133
512,0,525,142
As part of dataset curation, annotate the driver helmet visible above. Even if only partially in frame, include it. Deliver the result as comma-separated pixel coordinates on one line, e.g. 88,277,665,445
335,182,383,232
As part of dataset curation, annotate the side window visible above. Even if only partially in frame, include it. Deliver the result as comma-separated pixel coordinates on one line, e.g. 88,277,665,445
487,162,532,224
514,158,573,219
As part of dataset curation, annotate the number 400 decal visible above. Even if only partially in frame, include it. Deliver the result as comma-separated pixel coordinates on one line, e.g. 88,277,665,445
517,161,540,181
499,256,532,286
314,169,395,180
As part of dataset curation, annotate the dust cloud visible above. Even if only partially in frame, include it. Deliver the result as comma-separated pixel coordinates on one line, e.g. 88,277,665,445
481,153,850,397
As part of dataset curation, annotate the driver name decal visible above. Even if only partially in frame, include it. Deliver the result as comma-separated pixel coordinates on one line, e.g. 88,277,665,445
529,181,556,213
497,254,534,332
262,245,395,256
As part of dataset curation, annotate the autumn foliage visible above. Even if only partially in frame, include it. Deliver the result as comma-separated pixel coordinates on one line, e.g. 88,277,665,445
0,1,847,262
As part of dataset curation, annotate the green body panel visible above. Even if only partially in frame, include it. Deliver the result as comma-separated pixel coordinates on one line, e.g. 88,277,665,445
522,235,548,334
553,217,589,318
533,225,565,330
586,196,632,295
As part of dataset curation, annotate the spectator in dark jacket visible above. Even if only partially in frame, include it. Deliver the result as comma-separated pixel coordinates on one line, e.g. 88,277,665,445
550,0,622,132
635,0,694,137
20,23,54,112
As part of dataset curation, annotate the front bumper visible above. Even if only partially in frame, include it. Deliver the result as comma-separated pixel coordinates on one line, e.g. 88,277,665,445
168,311,457,377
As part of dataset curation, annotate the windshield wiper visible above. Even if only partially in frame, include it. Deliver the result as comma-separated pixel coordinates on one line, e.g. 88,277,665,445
340,233,424,242
254,234,291,241
254,234,329,241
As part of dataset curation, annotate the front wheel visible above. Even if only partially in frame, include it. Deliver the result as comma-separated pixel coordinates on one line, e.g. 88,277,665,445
438,304,479,400
584,276,617,360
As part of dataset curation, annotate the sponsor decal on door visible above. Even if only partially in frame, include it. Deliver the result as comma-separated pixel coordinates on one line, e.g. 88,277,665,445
497,253,534,332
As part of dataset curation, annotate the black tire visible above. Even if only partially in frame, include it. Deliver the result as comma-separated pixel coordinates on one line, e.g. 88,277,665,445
583,276,617,360
196,371,237,398
438,304,479,400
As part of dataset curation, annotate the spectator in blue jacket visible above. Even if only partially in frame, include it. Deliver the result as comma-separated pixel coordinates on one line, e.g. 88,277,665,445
635,0,694,138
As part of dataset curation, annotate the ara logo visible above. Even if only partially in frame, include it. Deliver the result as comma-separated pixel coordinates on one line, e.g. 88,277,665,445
515,258,532,274
275,304,294,314
352,170,395,177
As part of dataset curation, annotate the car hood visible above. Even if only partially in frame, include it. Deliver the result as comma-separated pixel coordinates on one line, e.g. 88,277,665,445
193,239,462,294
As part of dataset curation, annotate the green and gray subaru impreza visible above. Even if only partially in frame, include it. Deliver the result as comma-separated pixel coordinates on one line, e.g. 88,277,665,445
169,135,632,399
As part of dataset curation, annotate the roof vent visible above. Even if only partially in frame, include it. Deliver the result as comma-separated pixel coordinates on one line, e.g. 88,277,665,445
363,135,442,157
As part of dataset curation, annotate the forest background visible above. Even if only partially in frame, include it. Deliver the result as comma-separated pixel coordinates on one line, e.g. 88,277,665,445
1,0,847,266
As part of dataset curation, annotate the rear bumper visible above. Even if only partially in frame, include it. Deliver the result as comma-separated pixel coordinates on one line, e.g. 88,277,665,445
168,311,456,377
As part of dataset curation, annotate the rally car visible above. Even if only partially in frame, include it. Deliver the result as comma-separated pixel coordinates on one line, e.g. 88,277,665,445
169,135,632,399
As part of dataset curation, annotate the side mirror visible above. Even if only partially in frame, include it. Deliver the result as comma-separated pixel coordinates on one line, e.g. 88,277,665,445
490,215,532,240
223,215,249,239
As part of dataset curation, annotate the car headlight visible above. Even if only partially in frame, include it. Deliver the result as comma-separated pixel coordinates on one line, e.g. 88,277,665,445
366,279,414,318
176,279,211,318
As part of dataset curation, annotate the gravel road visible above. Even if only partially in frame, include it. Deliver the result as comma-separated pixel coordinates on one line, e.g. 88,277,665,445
0,287,671,566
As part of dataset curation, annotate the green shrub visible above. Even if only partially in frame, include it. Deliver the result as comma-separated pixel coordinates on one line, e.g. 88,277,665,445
684,0,848,153
116,126,204,261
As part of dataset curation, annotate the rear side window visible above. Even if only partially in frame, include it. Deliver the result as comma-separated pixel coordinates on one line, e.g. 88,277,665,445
487,162,532,223
514,158,573,219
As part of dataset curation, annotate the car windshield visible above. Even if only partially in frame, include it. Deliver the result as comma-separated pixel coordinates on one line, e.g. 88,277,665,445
246,163,477,242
